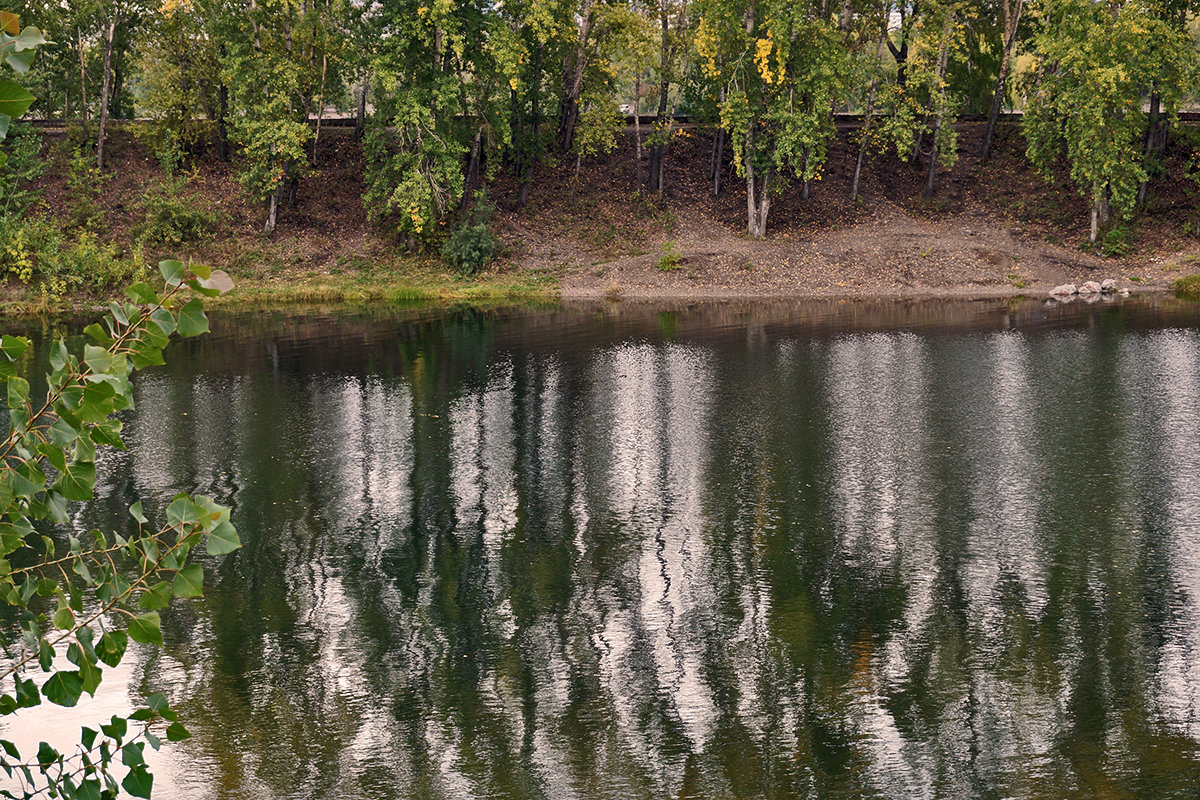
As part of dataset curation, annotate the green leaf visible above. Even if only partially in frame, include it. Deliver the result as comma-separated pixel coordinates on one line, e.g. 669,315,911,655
79,657,102,696
41,671,84,707
89,419,125,450
4,47,35,74
195,496,240,555
129,501,147,524
189,263,211,279
138,581,171,611
36,741,59,767
52,603,74,630
11,26,46,52
100,715,127,740
0,335,20,363
0,739,19,759
95,631,127,667
0,78,34,119
165,722,191,742
81,727,98,749
176,299,209,337
127,612,162,646
167,496,202,528
171,565,203,598
185,278,221,298
84,321,114,343
145,693,175,720
6,375,27,408
48,416,79,446
10,460,43,497
49,340,69,372
158,260,185,288
52,460,96,502
149,307,176,339
75,778,103,800
126,282,159,304
83,344,117,375
15,676,39,708
76,626,97,661
121,742,145,767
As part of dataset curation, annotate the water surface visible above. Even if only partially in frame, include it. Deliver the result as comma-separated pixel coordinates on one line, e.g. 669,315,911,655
7,297,1200,799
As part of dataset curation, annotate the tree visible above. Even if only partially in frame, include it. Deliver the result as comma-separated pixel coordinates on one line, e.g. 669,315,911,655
0,25,240,799
364,0,519,244
874,0,973,197
979,0,1025,163
1023,0,1195,241
695,0,848,237
223,0,315,233
0,261,238,800
133,0,222,158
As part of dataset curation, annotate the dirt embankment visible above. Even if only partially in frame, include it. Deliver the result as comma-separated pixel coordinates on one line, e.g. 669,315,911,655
32,121,1200,303
489,122,1200,301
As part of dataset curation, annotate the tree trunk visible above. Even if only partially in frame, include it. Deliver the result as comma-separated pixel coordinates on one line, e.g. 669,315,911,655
569,151,582,201
634,73,644,188
311,52,328,165
354,75,369,140
746,157,757,236
1138,90,1161,205
462,126,483,210
557,0,594,153
77,27,89,142
801,149,811,200
712,126,725,196
852,31,888,203
744,128,773,238
264,186,280,233
518,43,544,209
647,0,670,192
217,82,230,161
980,0,1023,164
923,18,953,198
96,18,116,170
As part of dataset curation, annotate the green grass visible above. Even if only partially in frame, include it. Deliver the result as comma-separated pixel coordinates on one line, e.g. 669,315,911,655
1174,274,1200,300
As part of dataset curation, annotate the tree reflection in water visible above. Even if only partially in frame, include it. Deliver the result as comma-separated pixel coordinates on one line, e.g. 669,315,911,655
5,300,1200,799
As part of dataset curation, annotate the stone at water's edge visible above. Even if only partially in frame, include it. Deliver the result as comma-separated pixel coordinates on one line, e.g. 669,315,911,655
1050,284,1078,297
1079,281,1103,295
1101,278,1118,293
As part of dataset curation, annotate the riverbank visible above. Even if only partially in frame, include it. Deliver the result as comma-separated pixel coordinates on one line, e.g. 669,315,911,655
5,119,1200,310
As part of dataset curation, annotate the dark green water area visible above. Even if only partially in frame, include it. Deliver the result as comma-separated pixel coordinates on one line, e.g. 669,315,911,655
7,296,1200,799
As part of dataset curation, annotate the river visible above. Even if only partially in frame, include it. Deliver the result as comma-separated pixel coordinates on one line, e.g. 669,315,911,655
6,297,1200,799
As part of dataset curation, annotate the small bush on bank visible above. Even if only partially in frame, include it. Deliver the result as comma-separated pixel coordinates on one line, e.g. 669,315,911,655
442,196,496,275
134,172,224,251
65,149,108,232
1175,274,1200,300
1101,224,1132,257
0,220,149,298
657,240,681,270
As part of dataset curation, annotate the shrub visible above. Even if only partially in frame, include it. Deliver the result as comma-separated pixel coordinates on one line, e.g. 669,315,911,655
441,197,496,275
1100,224,1131,258
134,172,223,251
1175,274,1200,300
65,149,108,231
657,239,681,271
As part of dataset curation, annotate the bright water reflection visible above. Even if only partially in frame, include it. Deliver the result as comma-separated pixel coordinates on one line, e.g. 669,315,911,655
7,299,1200,799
